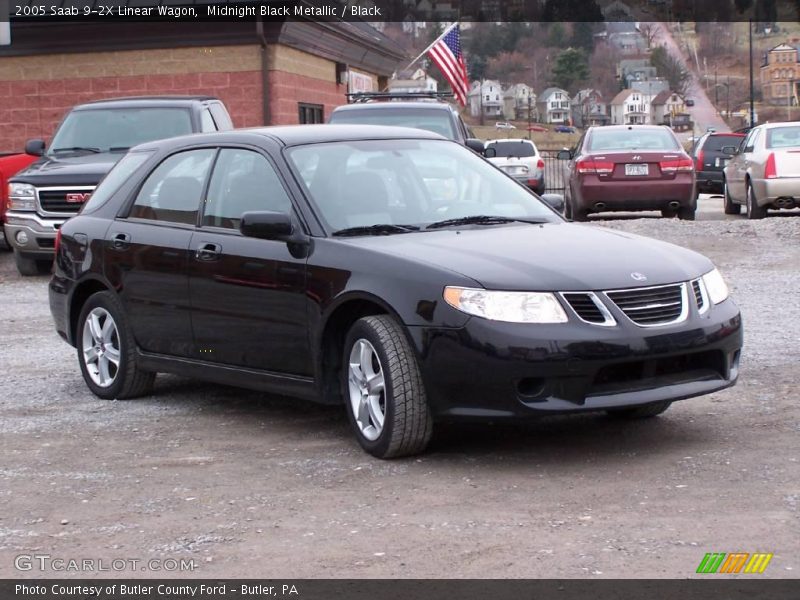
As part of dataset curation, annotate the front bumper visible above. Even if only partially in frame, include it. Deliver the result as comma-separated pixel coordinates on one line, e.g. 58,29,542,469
408,298,742,419
751,177,800,207
4,212,65,258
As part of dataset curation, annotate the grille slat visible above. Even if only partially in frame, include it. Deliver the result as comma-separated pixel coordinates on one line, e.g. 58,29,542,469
692,280,705,311
563,292,606,323
606,283,684,326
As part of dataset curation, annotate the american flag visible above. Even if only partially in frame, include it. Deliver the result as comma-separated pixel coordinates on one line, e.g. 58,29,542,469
427,25,470,106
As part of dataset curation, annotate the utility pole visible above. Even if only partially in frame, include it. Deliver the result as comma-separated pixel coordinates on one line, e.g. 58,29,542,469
527,93,532,135
749,19,756,127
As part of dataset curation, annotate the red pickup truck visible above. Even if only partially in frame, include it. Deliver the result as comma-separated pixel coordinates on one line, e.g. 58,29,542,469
0,153,38,249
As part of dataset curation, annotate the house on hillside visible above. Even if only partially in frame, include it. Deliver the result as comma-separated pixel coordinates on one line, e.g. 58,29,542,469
650,90,686,124
468,80,504,119
630,78,669,96
760,42,800,106
388,68,438,94
503,83,536,121
610,89,651,124
571,89,609,127
537,87,571,124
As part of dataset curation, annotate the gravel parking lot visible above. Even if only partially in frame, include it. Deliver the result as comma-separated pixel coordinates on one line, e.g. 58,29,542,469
1,197,798,579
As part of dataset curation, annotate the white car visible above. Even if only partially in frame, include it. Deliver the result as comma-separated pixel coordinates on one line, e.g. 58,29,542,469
495,121,516,130
484,138,545,194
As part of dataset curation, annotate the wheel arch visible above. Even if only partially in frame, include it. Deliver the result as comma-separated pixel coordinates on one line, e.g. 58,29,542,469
317,292,406,405
68,276,113,346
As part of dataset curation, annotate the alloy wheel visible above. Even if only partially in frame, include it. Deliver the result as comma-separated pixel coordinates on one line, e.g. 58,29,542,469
81,307,121,388
347,338,386,441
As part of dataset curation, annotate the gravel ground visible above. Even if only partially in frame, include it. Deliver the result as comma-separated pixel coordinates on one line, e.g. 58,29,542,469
1,201,799,579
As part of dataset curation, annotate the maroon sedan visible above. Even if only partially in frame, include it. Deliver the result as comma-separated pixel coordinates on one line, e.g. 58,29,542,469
559,125,696,221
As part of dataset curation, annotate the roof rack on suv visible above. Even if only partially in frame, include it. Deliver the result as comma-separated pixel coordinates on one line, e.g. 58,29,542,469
346,91,455,103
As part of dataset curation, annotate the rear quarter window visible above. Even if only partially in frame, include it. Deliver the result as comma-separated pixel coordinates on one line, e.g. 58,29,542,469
79,151,152,214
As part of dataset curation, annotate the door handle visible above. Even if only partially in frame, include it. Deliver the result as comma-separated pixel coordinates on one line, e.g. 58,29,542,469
195,242,222,261
110,232,130,250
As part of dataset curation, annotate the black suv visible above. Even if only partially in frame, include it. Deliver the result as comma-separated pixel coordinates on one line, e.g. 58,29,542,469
6,96,232,275
329,92,485,153
691,131,746,197
50,125,742,458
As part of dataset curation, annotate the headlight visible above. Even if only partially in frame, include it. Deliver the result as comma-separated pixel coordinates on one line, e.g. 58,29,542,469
444,286,568,324
702,268,730,305
8,183,36,211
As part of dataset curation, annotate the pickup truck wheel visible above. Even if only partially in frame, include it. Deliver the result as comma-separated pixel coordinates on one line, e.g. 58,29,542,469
607,401,672,419
343,315,433,459
14,252,40,276
746,183,767,219
723,180,741,215
77,291,155,400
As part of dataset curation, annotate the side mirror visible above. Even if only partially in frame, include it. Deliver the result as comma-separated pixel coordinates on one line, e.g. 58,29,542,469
556,149,572,160
721,145,738,156
240,211,293,240
25,139,46,156
465,138,485,154
540,193,565,213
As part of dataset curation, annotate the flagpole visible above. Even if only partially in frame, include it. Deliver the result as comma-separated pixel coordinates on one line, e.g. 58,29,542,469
400,22,459,74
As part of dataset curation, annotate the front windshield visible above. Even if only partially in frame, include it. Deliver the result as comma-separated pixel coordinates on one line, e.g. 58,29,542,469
587,128,680,151
49,108,193,154
329,108,456,140
287,139,559,232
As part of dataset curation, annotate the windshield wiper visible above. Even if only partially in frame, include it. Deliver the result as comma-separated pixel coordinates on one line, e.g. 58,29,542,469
332,224,420,237
51,146,101,154
425,215,547,230
109,146,130,152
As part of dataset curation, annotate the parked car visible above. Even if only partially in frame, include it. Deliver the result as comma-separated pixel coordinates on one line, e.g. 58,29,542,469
329,95,484,153
527,124,549,133
685,99,695,107
554,125,576,133
484,138,546,194
50,125,742,458
559,125,696,221
495,121,516,130
0,153,38,250
722,121,800,218
6,96,233,275
691,131,746,197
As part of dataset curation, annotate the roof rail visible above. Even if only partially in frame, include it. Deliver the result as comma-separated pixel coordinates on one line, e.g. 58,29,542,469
346,91,455,103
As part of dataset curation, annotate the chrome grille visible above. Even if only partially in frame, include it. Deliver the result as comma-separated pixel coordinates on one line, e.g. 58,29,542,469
692,279,707,313
562,292,616,326
38,188,94,214
606,283,686,326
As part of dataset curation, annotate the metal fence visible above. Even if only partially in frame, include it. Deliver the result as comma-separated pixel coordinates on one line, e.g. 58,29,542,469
539,148,569,195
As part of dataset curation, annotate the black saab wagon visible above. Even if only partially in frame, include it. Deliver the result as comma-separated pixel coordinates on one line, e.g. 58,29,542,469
50,125,743,458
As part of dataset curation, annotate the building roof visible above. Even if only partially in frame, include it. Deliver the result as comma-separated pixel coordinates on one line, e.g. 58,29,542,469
610,89,636,104
650,90,681,105
539,87,568,99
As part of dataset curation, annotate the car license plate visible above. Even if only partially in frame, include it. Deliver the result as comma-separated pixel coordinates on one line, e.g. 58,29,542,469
625,163,648,176
503,166,526,176
716,158,728,167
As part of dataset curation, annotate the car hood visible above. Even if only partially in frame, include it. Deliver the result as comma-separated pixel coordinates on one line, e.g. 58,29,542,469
10,152,121,186
343,223,714,291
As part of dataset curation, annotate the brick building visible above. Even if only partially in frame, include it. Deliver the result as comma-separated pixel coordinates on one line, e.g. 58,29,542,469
0,18,406,152
760,43,800,106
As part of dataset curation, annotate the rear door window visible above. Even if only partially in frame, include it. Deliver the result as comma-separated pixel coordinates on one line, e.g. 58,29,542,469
128,149,215,224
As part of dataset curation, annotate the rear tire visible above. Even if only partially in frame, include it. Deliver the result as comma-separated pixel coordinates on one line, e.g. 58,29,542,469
746,182,767,219
723,179,741,215
607,401,672,419
661,208,678,218
342,315,433,459
77,291,155,400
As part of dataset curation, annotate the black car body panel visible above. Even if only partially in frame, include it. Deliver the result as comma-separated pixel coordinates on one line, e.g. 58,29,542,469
692,132,746,194
50,125,742,429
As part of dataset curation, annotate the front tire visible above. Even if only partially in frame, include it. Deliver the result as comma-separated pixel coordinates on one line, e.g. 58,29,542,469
342,315,432,459
77,291,155,400
746,182,767,219
723,179,741,215
607,401,672,419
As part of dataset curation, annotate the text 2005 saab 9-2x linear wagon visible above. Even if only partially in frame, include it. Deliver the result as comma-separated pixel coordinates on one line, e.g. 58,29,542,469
49,125,743,458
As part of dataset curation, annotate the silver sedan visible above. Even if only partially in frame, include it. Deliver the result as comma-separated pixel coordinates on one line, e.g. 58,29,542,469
723,122,800,219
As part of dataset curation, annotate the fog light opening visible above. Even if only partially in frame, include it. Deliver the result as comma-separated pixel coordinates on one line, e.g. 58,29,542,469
15,231,29,245
517,377,546,398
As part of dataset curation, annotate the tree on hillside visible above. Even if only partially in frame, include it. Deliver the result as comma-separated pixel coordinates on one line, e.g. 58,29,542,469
487,52,529,84
571,21,596,56
650,46,691,96
546,22,568,48
639,23,659,49
551,48,589,94
589,44,623,98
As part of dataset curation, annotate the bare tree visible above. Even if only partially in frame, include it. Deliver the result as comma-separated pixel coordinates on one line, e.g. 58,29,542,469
639,23,660,49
